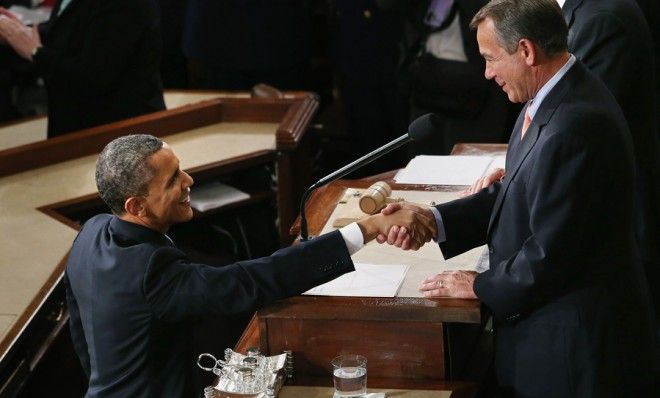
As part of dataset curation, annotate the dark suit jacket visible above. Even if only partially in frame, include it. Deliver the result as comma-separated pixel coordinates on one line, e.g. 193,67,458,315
182,0,311,70
437,61,657,397
34,0,165,137
65,214,354,398
408,0,514,154
563,0,660,320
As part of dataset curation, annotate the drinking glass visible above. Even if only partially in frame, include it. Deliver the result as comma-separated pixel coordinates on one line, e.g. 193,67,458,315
331,354,367,398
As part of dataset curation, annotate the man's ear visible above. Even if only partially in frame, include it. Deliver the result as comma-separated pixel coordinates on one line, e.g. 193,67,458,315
124,196,146,217
518,38,537,66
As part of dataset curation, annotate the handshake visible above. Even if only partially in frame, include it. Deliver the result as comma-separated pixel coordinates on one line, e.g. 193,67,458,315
356,202,437,251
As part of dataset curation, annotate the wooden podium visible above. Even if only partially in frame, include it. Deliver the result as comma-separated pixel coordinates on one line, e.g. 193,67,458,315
235,144,507,394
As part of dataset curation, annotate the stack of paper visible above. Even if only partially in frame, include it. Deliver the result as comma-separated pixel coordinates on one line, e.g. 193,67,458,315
303,263,409,297
394,155,506,185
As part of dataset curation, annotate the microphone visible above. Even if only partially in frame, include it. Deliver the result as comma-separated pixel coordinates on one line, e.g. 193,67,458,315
298,113,438,241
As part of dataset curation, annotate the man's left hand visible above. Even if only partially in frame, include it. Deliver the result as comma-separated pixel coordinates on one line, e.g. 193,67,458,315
419,270,478,299
0,17,41,61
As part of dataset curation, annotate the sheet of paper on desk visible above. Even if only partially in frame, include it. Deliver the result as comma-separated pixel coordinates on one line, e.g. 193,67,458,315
303,263,409,297
394,155,506,185
189,181,250,212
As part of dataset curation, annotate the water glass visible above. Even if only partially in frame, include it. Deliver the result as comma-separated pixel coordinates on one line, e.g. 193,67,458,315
331,354,367,398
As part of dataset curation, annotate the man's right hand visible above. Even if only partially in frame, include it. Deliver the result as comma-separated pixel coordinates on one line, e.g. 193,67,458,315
357,202,436,250
373,202,437,250
461,168,505,197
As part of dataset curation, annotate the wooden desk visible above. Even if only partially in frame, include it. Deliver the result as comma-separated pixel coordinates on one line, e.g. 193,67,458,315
279,383,478,398
0,90,253,151
235,144,507,390
0,92,319,395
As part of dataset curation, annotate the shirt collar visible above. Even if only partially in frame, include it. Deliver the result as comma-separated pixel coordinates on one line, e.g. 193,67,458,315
109,215,173,247
556,0,567,8
527,54,576,119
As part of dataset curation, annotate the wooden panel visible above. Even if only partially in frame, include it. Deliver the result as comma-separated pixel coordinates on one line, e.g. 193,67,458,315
0,94,316,178
234,143,507,390
263,318,445,381
278,384,479,398
259,296,482,324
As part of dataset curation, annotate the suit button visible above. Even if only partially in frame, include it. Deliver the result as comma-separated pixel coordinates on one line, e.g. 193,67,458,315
488,247,494,254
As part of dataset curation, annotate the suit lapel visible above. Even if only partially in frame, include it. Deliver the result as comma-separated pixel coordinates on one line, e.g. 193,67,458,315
49,0,81,28
486,63,577,236
561,0,584,28
487,108,541,235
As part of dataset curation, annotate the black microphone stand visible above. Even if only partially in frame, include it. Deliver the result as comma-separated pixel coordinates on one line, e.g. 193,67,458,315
299,135,410,242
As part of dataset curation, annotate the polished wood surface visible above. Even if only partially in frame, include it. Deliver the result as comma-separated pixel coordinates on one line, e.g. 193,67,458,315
279,384,479,398
235,144,505,389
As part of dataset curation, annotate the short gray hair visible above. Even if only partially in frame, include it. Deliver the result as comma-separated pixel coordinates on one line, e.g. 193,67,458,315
470,0,568,56
95,134,163,214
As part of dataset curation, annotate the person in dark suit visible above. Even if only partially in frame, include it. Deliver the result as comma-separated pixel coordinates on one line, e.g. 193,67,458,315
0,0,165,137
182,0,312,90
407,0,516,155
560,0,660,333
380,0,658,395
329,0,409,175
65,134,434,398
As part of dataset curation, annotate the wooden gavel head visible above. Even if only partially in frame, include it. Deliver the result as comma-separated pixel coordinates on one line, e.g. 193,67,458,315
359,181,392,214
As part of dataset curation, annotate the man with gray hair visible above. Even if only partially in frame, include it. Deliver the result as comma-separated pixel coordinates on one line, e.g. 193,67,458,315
65,134,435,398
377,0,658,395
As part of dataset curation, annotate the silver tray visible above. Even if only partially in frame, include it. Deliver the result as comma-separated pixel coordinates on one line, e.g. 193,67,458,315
198,349,291,398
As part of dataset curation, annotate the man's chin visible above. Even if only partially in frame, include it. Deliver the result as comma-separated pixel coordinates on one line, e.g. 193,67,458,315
507,93,523,103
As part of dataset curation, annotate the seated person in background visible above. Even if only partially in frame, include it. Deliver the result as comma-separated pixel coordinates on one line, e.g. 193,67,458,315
66,134,434,398
378,0,658,395
407,0,516,155
0,0,165,138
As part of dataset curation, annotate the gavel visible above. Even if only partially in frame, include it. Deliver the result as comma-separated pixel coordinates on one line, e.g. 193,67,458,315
359,181,403,214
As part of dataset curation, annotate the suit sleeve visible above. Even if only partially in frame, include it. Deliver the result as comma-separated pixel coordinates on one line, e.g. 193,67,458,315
64,273,90,378
569,11,633,102
436,183,500,258
143,230,354,322
33,0,157,95
473,129,599,319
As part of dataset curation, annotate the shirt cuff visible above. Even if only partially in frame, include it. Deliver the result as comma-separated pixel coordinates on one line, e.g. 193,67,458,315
339,222,365,255
430,207,447,243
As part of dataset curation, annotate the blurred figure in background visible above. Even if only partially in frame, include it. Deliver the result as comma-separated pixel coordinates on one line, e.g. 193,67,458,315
157,0,189,88
329,0,409,176
561,0,660,338
182,0,313,90
406,0,517,155
0,0,165,137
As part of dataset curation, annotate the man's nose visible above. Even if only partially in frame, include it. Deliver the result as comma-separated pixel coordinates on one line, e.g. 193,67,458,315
182,171,194,187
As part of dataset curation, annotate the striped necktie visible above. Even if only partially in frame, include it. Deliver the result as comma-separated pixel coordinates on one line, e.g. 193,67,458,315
521,102,533,139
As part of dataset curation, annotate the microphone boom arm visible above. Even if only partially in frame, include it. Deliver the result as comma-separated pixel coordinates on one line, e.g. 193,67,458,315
299,134,410,241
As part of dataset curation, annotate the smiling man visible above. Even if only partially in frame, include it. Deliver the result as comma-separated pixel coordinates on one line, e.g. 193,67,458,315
65,134,435,398
378,0,658,395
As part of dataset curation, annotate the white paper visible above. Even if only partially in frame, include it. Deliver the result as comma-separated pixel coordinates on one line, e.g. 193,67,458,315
394,155,505,185
303,263,409,297
189,181,250,212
